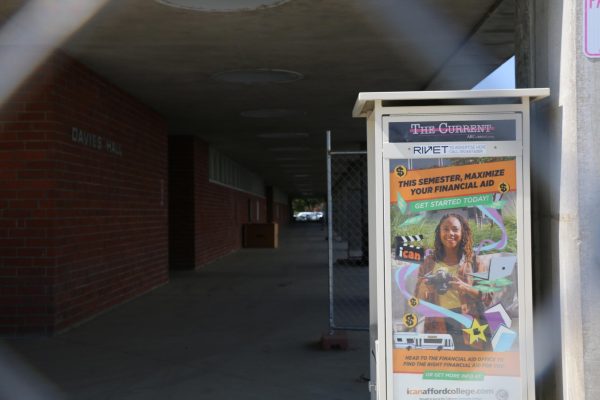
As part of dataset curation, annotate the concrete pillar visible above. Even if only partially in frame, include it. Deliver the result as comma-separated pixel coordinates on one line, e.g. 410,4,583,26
517,0,599,398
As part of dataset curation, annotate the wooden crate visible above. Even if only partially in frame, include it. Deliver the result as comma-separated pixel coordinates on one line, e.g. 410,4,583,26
242,223,279,248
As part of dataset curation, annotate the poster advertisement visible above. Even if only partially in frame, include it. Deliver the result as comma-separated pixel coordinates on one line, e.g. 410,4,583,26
389,156,521,400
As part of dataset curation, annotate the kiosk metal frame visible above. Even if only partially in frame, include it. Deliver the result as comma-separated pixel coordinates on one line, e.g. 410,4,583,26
353,89,549,400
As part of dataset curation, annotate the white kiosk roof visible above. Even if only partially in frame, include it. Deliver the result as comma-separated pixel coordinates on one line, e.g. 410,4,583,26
352,88,550,118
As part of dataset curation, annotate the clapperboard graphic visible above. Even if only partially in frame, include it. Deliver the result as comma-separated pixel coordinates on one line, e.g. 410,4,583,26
394,235,424,262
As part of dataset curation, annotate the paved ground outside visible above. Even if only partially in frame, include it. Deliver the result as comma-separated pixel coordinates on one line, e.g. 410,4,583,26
1,223,370,400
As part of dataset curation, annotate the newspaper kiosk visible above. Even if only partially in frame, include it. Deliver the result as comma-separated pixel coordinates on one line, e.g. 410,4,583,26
353,89,549,400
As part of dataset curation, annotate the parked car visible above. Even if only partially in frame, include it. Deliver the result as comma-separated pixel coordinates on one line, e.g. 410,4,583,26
311,211,324,221
294,211,324,222
295,212,312,221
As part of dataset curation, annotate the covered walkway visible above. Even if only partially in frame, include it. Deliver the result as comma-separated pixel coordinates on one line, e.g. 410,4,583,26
1,223,369,400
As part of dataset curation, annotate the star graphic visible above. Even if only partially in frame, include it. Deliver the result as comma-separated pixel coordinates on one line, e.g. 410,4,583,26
462,319,488,344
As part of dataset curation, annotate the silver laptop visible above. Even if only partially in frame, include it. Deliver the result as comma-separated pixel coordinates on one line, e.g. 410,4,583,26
470,255,517,281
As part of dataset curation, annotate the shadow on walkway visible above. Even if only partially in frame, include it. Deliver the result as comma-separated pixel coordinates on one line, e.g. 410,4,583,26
2,223,369,400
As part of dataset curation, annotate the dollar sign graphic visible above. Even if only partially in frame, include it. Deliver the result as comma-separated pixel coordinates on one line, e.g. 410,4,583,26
409,297,418,307
396,166,406,177
499,182,508,192
404,313,416,328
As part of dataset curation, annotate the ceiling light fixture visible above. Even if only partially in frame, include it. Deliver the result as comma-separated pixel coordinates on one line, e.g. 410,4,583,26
257,132,309,139
275,157,303,161
241,109,305,118
155,0,292,12
212,69,303,84
269,147,309,152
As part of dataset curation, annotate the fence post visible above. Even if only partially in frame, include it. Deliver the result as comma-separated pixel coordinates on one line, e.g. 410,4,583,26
326,130,334,334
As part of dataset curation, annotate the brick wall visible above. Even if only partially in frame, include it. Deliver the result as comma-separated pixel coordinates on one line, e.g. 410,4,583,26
194,140,267,266
272,202,290,225
168,137,292,268
0,52,168,335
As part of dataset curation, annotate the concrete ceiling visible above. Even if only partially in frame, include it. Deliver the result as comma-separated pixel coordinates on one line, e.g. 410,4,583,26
1,0,516,197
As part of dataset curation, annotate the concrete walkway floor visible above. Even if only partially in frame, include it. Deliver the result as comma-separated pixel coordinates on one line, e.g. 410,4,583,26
1,223,370,400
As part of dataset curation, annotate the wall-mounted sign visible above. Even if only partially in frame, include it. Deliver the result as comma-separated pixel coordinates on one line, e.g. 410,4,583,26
584,0,600,57
71,127,123,156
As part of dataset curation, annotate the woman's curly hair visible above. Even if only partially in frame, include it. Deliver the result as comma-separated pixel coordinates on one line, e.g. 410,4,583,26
433,213,473,263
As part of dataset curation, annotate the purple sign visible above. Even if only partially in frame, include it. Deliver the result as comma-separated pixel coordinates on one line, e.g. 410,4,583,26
585,0,600,58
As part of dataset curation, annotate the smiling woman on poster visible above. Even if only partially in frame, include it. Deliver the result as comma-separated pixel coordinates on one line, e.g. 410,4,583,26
414,213,488,350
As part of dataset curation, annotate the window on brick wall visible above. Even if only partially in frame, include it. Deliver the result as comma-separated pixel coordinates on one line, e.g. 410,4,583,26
209,147,266,198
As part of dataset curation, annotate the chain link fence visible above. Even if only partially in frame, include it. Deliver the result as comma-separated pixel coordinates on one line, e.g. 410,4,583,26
327,133,368,331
